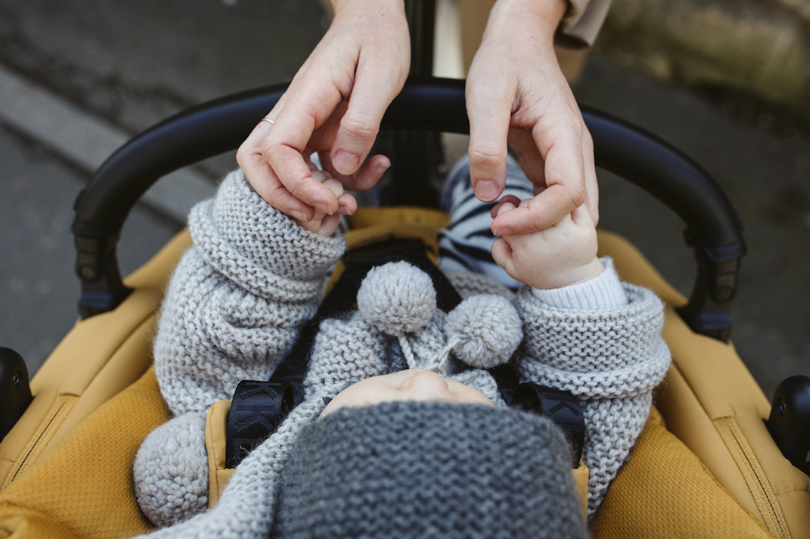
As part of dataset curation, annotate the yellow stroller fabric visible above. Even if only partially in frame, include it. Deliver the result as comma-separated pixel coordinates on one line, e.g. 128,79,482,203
0,208,807,538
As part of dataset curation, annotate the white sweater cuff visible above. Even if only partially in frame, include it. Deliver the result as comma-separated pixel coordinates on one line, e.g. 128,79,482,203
530,257,628,311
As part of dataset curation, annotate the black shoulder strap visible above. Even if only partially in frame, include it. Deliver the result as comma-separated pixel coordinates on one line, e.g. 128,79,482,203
226,380,294,467
511,383,586,468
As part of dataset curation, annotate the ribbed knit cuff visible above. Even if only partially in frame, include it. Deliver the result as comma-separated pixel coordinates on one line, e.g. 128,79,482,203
190,169,345,284
531,257,628,311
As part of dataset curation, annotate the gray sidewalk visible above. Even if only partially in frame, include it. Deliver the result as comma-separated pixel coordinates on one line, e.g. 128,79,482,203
0,0,807,396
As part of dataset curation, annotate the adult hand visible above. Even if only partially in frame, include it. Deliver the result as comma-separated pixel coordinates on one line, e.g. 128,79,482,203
237,0,410,222
465,0,599,236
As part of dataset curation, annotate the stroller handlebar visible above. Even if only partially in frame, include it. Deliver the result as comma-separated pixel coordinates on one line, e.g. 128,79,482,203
71,77,745,341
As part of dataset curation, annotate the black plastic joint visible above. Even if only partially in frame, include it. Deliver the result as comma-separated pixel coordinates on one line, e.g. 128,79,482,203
708,258,741,304
0,348,33,441
74,235,105,283
767,375,810,474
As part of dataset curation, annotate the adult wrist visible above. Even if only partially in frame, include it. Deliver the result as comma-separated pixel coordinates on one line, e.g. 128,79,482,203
330,0,404,14
488,0,568,40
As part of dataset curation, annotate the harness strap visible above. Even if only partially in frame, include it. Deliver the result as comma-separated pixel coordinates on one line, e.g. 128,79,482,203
512,383,586,468
226,380,294,468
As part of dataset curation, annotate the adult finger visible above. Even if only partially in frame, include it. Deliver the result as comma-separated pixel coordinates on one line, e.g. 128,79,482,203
491,183,585,236
320,151,391,193
237,111,316,222
466,77,515,202
491,122,586,235
248,161,313,222
508,130,546,188
263,81,346,217
581,128,600,225
330,58,406,175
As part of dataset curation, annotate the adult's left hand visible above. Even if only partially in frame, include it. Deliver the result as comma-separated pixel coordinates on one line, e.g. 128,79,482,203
465,0,599,236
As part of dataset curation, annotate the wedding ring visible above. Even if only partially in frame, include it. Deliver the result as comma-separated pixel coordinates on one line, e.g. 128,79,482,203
261,116,275,125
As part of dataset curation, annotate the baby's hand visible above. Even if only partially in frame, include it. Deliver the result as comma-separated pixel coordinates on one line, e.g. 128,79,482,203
288,159,344,236
491,196,603,289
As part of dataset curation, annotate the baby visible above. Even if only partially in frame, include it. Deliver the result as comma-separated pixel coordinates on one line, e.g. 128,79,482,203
132,157,670,538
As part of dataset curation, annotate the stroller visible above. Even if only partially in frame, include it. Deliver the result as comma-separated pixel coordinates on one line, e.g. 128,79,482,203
0,3,807,534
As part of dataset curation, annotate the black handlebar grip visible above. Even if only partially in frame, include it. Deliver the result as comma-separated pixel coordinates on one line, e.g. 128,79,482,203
72,77,745,340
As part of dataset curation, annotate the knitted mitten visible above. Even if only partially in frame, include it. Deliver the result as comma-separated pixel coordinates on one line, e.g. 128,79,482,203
133,412,209,527
514,259,671,520
272,401,589,539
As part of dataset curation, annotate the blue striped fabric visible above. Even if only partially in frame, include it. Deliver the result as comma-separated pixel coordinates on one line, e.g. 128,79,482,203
438,154,535,291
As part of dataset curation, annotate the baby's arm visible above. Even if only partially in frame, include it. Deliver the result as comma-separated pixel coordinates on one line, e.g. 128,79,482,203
139,167,346,528
154,168,345,417
494,197,670,521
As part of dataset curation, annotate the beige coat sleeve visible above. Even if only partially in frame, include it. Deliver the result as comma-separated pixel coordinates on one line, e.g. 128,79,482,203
559,0,612,48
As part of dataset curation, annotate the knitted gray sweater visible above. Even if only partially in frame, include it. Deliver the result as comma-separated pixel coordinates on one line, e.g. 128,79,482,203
133,170,670,536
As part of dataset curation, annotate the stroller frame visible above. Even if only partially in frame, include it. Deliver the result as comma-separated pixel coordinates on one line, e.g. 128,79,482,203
0,1,807,537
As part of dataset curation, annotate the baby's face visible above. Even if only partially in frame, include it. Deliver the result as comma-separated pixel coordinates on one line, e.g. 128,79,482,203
319,369,494,418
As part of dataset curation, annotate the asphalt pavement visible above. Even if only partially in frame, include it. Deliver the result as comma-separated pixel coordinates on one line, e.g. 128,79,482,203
0,0,807,397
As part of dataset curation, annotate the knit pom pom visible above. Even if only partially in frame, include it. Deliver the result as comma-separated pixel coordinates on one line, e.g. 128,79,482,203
445,294,523,368
357,261,437,335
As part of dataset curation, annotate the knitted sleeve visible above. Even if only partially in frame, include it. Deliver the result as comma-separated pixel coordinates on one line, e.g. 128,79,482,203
153,169,345,416
514,258,671,520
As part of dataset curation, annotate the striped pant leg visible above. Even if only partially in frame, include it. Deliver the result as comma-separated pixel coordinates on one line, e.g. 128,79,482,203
438,154,534,291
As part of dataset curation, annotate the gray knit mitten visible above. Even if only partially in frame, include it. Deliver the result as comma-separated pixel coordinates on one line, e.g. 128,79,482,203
515,259,670,520
133,412,209,528
272,401,589,539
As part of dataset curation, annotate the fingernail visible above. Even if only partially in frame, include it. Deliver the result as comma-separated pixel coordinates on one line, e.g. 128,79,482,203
475,180,498,202
290,210,307,222
498,227,514,236
311,170,327,182
323,178,344,197
339,204,354,215
333,150,360,174
376,162,391,176
498,201,519,216
314,202,333,216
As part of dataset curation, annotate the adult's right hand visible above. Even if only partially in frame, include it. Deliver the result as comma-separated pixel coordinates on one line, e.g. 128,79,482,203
237,0,410,222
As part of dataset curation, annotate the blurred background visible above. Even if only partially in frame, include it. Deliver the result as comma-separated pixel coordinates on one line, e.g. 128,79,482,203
0,0,807,397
